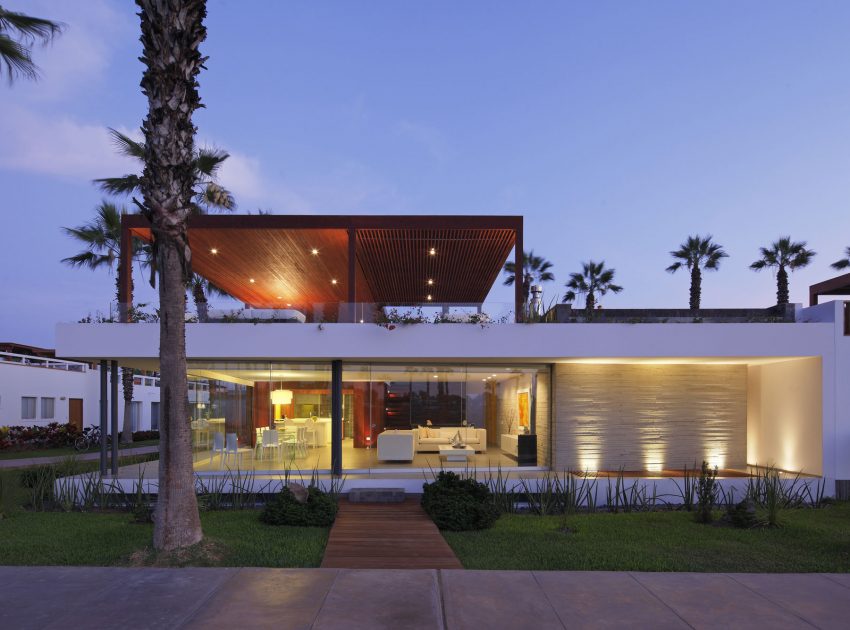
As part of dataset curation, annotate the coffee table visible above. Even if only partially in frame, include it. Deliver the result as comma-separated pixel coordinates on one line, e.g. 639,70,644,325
438,446,474,462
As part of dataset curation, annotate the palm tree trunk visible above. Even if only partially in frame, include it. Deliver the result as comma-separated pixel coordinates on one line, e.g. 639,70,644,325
192,281,208,322
138,0,205,551
689,266,702,310
585,291,596,319
115,261,135,444
776,265,789,305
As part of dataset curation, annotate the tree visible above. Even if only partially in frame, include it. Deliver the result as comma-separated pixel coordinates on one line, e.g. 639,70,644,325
0,5,63,84
95,128,235,314
503,250,555,305
563,260,623,316
136,0,206,551
750,237,816,305
666,235,728,310
62,202,150,444
831,247,850,271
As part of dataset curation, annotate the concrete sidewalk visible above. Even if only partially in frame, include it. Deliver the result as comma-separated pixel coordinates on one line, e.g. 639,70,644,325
0,445,158,469
1,567,848,629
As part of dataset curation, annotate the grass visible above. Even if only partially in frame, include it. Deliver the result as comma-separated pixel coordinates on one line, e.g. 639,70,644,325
0,511,329,567
0,440,159,461
443,504,850,572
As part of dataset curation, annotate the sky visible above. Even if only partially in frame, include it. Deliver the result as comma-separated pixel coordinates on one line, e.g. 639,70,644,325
2,0,850,347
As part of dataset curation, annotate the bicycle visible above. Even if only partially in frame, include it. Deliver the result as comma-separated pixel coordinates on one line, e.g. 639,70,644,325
74,426,103,452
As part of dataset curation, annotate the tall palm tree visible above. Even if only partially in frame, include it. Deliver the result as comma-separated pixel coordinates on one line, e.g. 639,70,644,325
750,237,816,305
666,235,728,310
503,250,555,305
563,260,623,316
62,202,149,444
831,247,850,272
137,0,205,551
0,5,63,83
95,128,234,310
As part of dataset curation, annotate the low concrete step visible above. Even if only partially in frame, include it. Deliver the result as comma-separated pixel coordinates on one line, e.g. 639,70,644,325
348,487,406,503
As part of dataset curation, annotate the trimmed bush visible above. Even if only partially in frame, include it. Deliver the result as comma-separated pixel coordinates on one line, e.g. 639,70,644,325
0,423,81,451
260,486,338,527
421,471,500,531
131,430,160,442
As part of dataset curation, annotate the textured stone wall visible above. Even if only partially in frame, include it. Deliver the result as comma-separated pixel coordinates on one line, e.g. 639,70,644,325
553,363,747,471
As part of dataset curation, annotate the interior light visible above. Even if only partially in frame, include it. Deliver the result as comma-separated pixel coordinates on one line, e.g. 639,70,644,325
286,303,292,307
359,319,364,323
429,247,436,256
249,278,255,283
433,374,438,378
276,296,283,299
331,279,338,285
210,248,218,255
427,279,434,285
311,248,319,255
426,294,432,301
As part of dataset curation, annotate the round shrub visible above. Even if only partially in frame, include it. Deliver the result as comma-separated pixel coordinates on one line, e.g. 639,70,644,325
421,471,500,531
260,486,338,527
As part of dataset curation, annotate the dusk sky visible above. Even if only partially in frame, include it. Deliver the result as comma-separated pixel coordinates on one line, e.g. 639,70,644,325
3,0,850,347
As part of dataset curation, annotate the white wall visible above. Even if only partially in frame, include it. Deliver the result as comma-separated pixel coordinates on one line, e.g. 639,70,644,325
747,358,822,475
0,360,160,432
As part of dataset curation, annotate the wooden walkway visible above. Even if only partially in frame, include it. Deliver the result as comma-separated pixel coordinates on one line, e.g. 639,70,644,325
321,498,463,569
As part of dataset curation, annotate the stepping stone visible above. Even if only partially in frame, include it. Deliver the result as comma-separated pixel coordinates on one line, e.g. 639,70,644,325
348,487,406,503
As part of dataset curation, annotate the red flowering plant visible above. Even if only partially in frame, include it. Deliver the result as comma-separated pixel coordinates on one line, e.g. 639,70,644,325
0,422,82,451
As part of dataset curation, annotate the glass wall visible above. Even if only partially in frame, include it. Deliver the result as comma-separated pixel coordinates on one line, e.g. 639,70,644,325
342,363,549,471
186,361,550,472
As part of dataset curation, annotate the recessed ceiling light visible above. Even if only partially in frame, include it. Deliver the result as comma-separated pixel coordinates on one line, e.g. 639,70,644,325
433,374,438,378
276,296,283,299
311,248,319,255
286,303,292,307
429,247,436,256
427,279,434,285
481,378,487,382
210,248,218,255
249,278,255,283
426,294,432,301
491,374,496,377
331,279,338,285
359,319,364,323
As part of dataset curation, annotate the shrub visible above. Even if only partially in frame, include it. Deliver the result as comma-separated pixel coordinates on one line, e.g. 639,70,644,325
694,460,718,524
421,471,500,531
260,486,338,527
725,499,759,529
131,430,160,442
0,422,81,451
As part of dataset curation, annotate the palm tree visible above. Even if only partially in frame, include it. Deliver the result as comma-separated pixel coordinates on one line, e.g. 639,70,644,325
95,128,234,312
666,235,728,310
563,260,623,316
62,202,150,444
750,237,816,305
137,0,205,551
0,5,63,83
831,247,850,272
503,250,555,305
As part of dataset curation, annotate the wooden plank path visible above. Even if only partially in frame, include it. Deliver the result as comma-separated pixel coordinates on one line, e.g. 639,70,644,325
321,498,463,569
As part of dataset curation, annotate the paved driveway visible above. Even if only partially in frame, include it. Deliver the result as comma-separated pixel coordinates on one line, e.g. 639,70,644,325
1,567,848,629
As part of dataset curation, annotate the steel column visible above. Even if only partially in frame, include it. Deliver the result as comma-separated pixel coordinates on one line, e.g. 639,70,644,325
110,361,119,475
99,360,108,476
331,359,342,475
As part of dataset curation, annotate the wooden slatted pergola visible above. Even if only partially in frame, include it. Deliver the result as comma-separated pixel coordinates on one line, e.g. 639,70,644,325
119,214,524,321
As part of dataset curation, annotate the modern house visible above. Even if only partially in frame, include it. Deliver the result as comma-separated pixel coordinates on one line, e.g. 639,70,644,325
54,214,850,497
0,344,163,432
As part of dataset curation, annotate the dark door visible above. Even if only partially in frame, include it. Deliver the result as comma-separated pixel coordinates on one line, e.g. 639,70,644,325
69,398,83,430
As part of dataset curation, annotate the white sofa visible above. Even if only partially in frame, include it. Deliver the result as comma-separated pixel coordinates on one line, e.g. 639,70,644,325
414,427,487,453
377,430,415,462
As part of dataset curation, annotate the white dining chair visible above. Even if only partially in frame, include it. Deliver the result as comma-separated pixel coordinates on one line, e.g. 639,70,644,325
210,431,225,465
222,432,251,469
260,429,281,461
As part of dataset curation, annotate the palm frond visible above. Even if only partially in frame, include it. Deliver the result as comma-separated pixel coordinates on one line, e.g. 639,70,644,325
0,8,64,44
0,33,36,82
107,128,145,160
195,147,229,176
94,174,141,196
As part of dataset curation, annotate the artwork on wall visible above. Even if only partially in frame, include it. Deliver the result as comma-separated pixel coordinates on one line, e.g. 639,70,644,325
518,390,530,430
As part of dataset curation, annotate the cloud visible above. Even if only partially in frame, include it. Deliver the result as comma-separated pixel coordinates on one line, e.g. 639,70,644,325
9,0,133,102
0,105,137,180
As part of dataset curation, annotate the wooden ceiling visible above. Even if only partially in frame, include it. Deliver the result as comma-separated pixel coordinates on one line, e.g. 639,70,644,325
127,215,519,309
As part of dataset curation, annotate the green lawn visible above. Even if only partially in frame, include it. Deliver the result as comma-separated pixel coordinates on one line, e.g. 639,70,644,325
0,440,159,461
443,505,850,572
0,510,329,567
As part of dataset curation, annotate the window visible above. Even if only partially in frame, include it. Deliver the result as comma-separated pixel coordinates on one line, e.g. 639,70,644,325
150,402,160,431
130,401,142,432
21,397,36,420
40,397,55,420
